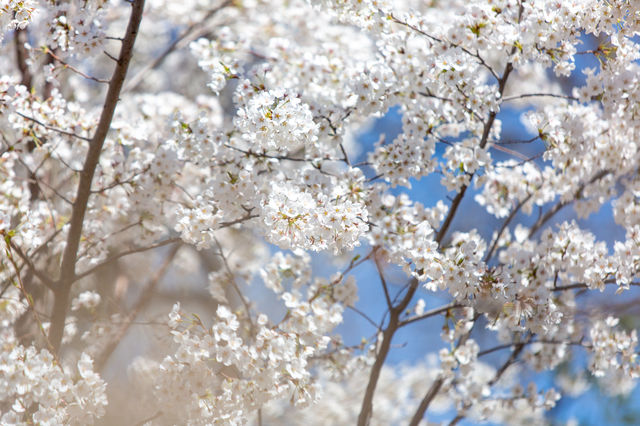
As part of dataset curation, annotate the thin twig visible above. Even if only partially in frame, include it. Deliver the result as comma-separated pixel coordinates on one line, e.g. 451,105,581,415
399,303,463,328
527,169,610,239
43,47,110,84
502,93,578,102
73,237,181,282
484,193,532,263
373,249,393,310
3,237,58,360
214,237,256,333
133,411,163,426
7,241,55,290
347,305,381,330
14,111,92,141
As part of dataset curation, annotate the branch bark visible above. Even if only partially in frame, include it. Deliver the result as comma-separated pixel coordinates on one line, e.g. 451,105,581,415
48,0,146,354
356,278,419,426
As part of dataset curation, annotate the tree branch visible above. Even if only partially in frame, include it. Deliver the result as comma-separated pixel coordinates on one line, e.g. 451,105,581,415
48,0,146,354
14,28,33,88
357,277,419,426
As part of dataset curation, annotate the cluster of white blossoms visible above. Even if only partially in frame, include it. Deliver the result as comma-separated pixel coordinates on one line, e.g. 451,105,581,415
0,0,36,41
0,348,107,424
589,316,640,395
475,160,555,218
4,0,640,424
234,89,318,152
132,303,323,424
262,182,369,253
0,282,106,424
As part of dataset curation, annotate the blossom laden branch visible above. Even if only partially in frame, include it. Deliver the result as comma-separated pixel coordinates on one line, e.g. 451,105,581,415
48,0,146,353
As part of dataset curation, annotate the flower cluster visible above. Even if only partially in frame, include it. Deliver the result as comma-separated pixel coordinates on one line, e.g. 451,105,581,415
0,0,35,41
0,348,107,424
235,89,318,152
589,317,640,381
262,182,368,253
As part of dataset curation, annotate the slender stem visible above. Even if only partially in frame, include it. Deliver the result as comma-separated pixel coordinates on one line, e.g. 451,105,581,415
347,305,381,330
48,0,146,354
373,250,392,310
73,237,180,283
527,169,610,239
214,237,256,332
502,93,578,102
399,303,463,328
14,111,92,141
484,194,532,263
44,47,110,83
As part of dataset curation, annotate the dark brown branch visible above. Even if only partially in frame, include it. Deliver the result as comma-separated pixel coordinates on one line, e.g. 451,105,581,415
359,52,514,415
478,336,589,358
14,28,33,88
409,376,444,426
489,338,529,386
494,135,540,145
48,0,146,354
553,279,639,292
410,39,521,422
409,318,478,426
450,334,532,426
